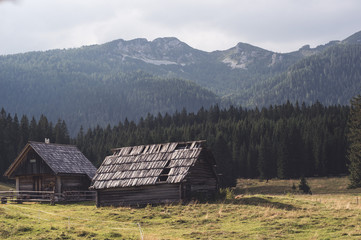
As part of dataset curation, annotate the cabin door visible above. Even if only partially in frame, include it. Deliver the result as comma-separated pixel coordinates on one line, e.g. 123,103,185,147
33,176,42,191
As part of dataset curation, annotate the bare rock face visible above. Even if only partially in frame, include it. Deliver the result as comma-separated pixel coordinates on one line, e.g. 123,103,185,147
114,37,203,66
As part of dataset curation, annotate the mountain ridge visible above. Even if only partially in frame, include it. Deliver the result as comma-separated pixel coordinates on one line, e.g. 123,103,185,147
0,30,360,134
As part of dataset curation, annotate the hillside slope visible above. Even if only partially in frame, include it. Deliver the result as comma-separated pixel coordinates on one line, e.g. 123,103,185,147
0,70,218,133
243,44,361,106
0,31,360,133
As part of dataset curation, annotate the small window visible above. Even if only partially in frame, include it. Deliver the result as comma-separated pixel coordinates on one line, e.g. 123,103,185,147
158,175,168,182
175,143,187,150
158,161,171,182
161,168,170,175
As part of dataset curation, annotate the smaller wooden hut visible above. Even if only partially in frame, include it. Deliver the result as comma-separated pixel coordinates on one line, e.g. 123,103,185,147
90,140,218,207
4,141,96,194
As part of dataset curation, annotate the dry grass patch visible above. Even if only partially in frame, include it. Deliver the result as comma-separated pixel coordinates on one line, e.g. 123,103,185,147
1,195,361,239
0,182,14,191
1,177,361,239
235,176,360,195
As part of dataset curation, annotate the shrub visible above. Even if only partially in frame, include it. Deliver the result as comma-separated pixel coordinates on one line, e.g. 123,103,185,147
299,177,312,194
291,183,297,191
218,188,235,201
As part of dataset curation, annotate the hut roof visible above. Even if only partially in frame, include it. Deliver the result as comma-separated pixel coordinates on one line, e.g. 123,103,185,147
4,141,96,179
91,140,212,190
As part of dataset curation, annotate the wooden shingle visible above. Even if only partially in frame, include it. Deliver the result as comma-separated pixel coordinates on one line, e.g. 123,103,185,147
91,140,207,190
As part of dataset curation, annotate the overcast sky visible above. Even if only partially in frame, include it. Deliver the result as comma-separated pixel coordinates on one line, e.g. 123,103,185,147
1,0,361,55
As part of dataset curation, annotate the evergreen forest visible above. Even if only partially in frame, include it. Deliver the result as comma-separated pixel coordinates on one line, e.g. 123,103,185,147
0,102,350,187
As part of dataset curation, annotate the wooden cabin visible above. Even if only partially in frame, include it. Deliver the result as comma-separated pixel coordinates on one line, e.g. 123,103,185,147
90,140,218,207
4,141,96,194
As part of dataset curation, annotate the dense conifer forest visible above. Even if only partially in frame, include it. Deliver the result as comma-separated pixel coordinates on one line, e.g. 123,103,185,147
0,102,349,187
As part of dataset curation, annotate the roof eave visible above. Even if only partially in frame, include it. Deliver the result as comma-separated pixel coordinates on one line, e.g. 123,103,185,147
3,143,32,177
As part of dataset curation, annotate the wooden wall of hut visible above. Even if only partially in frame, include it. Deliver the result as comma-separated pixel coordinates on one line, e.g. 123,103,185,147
96,183,181,207
183,151,218,199
16,175,90,193
18,176,33,191
12,149,54,177
60,175,91,192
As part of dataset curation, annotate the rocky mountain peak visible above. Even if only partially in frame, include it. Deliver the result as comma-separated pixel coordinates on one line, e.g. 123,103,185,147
221,42,274,69
112,37,198,66
152,37,185,48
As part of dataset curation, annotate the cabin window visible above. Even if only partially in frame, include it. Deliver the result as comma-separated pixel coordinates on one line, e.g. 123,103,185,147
158,160,171,182
175,143,189,150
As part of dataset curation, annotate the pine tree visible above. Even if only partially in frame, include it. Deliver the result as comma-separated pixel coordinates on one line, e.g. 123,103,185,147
258,136,272,180
19,115,29,149
299,176,311,194
213,133,236,187
54,119,70,144
347,95,361,188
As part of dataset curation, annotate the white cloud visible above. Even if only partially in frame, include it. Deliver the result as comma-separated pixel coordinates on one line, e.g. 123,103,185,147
0,0,360,54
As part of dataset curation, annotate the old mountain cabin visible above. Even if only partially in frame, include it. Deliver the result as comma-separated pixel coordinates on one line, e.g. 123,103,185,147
4,141,96,193
90,140,219,207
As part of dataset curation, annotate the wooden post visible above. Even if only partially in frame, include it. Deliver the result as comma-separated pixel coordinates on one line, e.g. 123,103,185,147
56,176,61,194
137,223,144,240
50,191,55,205
15,177,19,192
96,191,100,208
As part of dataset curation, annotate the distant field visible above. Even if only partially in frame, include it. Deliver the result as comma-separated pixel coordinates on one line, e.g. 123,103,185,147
0,182,14,191
0,177,360,239
236,176,360,195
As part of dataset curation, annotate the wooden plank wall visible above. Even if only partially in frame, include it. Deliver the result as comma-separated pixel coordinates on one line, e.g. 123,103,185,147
42,175,56,191
18,175,56,191
97,183,180,207
18,175,91,192
61,176,91,191
18,176,33,191
184,152,218,199
12,149,53,177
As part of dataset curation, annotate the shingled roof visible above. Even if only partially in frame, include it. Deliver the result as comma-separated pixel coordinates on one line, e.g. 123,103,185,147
91,140,213,190
4,141,96,179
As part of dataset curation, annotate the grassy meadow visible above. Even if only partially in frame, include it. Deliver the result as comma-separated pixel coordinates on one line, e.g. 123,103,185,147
1,177,361,239
0,182,14,191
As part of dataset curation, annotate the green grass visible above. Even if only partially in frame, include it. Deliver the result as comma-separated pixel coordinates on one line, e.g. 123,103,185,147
0,177,361,239
235,176,360,195
0,182,14,191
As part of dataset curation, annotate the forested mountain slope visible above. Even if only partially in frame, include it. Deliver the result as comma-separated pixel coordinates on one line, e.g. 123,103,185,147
0,31,360,134
243,44,361,106
0,70,218,133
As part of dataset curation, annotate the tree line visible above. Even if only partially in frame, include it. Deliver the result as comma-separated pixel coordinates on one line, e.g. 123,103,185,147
76,101,349,186
0,102,350,187
347,95,361,188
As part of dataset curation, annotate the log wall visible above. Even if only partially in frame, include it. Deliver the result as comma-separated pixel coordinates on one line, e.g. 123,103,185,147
18,176,33,191
12,149,53,177
96,183,180,207
184,151,218,200
60,175,91,192
17,174,90,192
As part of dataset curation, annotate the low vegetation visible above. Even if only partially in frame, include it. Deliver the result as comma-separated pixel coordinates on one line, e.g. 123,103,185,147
1,177,361,239
0,182,14,191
